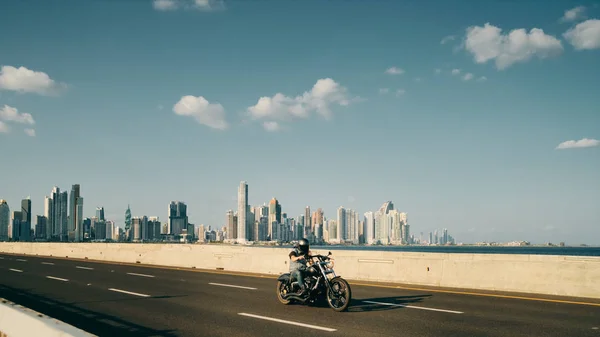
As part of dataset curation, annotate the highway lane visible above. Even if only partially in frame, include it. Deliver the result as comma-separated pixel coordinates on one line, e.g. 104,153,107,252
1,253,599,337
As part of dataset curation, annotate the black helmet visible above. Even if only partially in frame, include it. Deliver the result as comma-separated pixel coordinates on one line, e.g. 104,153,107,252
296,238,309,254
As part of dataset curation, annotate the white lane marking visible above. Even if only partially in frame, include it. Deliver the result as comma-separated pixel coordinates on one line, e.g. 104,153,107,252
209,282,257,290
46,276,69,282
238,313,337,332
592,327,598,330
16,259,27,262
41,262,55,265
76,266,94,270
127,272,155,278
108,288,150,297
362,300,463,314
0,257,4,259
9,268,23,273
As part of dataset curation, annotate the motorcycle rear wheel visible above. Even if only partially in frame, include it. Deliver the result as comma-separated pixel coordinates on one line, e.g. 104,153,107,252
276,281,291,305
326,277,352,312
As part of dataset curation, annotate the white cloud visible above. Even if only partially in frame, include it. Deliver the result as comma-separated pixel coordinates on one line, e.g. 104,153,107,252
263,121,280,132
0,65,65,96
24,128,35,137
379,88,390,94
153,0,178,10
153,0,225,11
173,95,228,130
451,68,461,75
247,78,358,125
414,77,422,82
396,89,406,96
0,121,8,133
561,6,586,22
563,19,600,50
463,23,563,70
555,138,599,149
440,35,456,44
0,105,35,125
476,76,487,82
434,68,442,74
194,0,225,11
385,67,405,75
462,73,474,81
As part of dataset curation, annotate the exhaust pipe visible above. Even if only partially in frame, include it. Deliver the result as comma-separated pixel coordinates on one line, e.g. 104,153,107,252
282,294,308,302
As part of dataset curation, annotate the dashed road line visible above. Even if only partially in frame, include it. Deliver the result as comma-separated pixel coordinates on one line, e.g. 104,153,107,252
209,282,257,290
9,268,23,273
75,266,94,270
46,276,69,282
41,262,55,265
108,288,150,297
126,272,155,278
238,313,337,331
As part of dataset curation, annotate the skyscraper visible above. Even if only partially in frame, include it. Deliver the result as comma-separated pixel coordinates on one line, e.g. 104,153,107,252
237,181,248,243
168,201,188,236
96,207,105,221
45,186,68,241
69,184,83,242
364,211,375,244
59,190,68,241
226,210,236,240
21,198,31,238
304,206,311,238
0,200,9,241
268,198,281,240
125,204,132,231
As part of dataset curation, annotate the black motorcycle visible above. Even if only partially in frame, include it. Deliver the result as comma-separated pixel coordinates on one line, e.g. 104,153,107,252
276,251,352,312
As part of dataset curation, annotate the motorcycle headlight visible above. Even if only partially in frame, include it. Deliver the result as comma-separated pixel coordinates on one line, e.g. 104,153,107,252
327,260,335,268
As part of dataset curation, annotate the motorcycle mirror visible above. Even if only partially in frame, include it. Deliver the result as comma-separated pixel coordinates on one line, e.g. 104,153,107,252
328,251,332,256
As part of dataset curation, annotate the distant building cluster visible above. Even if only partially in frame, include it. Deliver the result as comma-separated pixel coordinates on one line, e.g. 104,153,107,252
222,181,446,246
0,181,457,245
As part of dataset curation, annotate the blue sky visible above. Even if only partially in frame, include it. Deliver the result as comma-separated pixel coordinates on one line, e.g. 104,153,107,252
1,0,599,245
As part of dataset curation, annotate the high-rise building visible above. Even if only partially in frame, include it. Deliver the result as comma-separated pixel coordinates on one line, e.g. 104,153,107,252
336,207,346,243
132,217,142,241
69,184,83,242
45,186,66,241
364,211,375,244
59,190,68,241
35,215,47,240
268,198,281,240
0,200,9,241
12,211,22,240
237,181,248,243
96,207,105,221
20,198,31,241
304,206,311,238
125,205,132,231
226,210,236,240
374,201,394,244
168,201,188,236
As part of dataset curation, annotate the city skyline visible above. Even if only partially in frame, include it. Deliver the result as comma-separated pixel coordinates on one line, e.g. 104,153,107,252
0,1,599,245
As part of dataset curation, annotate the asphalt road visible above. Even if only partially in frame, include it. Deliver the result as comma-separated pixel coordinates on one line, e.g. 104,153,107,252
1,253,599,337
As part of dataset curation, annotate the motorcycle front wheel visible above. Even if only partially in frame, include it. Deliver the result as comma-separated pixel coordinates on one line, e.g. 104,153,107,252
276,281,291,305
326,277,352,312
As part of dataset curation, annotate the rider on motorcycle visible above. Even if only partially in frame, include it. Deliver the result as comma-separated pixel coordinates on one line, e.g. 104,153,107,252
289,238,311,296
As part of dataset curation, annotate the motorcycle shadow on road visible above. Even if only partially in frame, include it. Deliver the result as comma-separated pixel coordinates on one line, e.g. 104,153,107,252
347,294,433,312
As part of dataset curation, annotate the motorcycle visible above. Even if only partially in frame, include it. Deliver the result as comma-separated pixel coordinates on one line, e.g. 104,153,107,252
276,251,352,312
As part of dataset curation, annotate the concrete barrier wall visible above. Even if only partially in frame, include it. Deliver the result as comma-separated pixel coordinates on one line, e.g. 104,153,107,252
0,298,96,337
1,243,599,299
